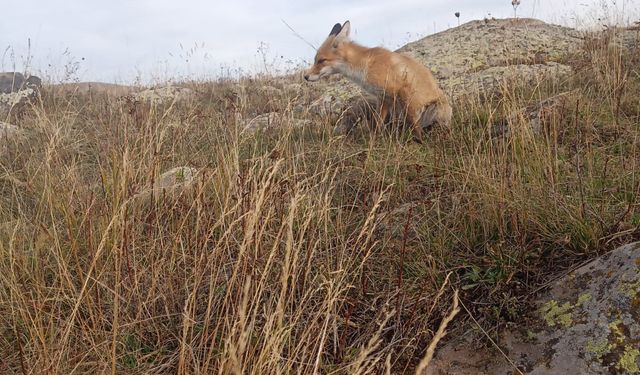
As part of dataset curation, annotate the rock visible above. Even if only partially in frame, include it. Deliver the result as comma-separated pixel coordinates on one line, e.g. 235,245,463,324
242,112,311,133
427,242,640,374
495,91,576,138
397,18,583,99
260,85,283,96
156,166,198,189
308,94,346,117
132,86,195,105
0,72,41,118
0,121,21,139
133,166,200,202
0,72,41,94
243,112,283,132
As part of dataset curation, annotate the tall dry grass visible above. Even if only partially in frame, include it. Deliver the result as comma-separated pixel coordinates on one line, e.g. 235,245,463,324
1,25,639,374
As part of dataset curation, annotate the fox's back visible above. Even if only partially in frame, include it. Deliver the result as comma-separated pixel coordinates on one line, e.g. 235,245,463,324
363,48,443,104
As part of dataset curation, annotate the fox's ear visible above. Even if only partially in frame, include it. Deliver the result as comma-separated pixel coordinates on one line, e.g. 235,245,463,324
329,23,342,36
338,21,351,39
332,20,351,47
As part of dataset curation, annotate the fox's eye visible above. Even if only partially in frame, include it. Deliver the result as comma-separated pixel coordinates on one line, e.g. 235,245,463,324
317,58,327,64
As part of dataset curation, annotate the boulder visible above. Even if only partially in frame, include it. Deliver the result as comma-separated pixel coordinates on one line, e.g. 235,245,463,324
397,18,583,99
427,242,640,374
133,166,200,202
0,72,41,94
494,90,577,138
0,121,21,139
132,86,195,105
242,112,311,133
0,72,41,118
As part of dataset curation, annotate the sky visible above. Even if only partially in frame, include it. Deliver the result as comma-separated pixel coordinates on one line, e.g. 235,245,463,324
1,0,638,84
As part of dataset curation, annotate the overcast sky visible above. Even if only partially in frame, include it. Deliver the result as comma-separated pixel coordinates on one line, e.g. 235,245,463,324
1,0,637,83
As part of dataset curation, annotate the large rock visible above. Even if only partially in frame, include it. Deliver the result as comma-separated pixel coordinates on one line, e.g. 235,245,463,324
427,242,640,374
397,18,583,99
0,121,20,139
133,166,200,202
0,72,41,94
0,72,41,118
132,86,195,105
494,90,577,138
242,112,311,133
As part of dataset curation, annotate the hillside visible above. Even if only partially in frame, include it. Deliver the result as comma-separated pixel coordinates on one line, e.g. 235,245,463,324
1,19,639,374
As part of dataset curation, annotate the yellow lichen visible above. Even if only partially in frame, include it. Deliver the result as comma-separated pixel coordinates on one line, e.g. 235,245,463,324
577,293,592,306
586,339,611,362
617,345,640,373
541,300,573,328
608,319,626,344
621,277,640,299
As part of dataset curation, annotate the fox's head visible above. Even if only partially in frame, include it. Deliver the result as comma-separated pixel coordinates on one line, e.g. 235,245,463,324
304,21,351,82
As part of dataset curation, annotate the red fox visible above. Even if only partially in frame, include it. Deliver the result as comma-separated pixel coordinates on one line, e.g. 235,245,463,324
304,21,452,140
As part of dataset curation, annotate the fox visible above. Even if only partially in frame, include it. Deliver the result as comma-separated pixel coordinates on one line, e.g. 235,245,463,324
304,21,452,141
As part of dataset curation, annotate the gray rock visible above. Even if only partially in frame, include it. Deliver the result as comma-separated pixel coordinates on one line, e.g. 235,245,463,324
0,72,41,118
243,112,311,133
0,72,41,94
427,242,640,374
132,86,195,105
133,166,200,202
397,18,583,99
1,121,23,157
0,121,21,139
495,90,577,138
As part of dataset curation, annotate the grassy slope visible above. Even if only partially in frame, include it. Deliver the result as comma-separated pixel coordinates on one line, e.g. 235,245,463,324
1,30,639,374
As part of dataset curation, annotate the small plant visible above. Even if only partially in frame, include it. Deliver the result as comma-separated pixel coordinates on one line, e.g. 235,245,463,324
512,0,521,18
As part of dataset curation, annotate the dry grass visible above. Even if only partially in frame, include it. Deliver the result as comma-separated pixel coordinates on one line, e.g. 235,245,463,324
1,28,639,374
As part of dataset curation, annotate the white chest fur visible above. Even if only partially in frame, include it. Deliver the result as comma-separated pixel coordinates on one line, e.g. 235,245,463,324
336,63,383,96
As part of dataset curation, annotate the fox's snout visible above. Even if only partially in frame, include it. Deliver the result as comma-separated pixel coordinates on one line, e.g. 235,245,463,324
303,70,321,82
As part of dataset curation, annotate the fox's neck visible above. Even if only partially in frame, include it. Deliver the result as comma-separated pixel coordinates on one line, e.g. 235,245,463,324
336,42,373,87
340,42,370,71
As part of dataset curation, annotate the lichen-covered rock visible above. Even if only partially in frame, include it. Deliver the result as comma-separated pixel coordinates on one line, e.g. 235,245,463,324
0,121,21,139
243,112,283,132
242,112,311,133
0,72,41,118
427,242,640,374
0,72,41,94
397,18,583,99
495,90,577,138
132,86,195,105
133,166,200,202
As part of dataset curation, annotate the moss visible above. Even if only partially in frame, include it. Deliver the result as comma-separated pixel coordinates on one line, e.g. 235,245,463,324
617,345,640,373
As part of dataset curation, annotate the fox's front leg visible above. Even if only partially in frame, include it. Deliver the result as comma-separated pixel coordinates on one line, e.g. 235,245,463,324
376,101,389,132
408,106,424,143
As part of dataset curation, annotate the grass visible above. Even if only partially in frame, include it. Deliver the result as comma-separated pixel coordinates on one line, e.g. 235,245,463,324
1,27,639,374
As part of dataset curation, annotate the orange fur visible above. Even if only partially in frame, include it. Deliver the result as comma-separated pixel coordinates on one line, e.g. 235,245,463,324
305,21,452,140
